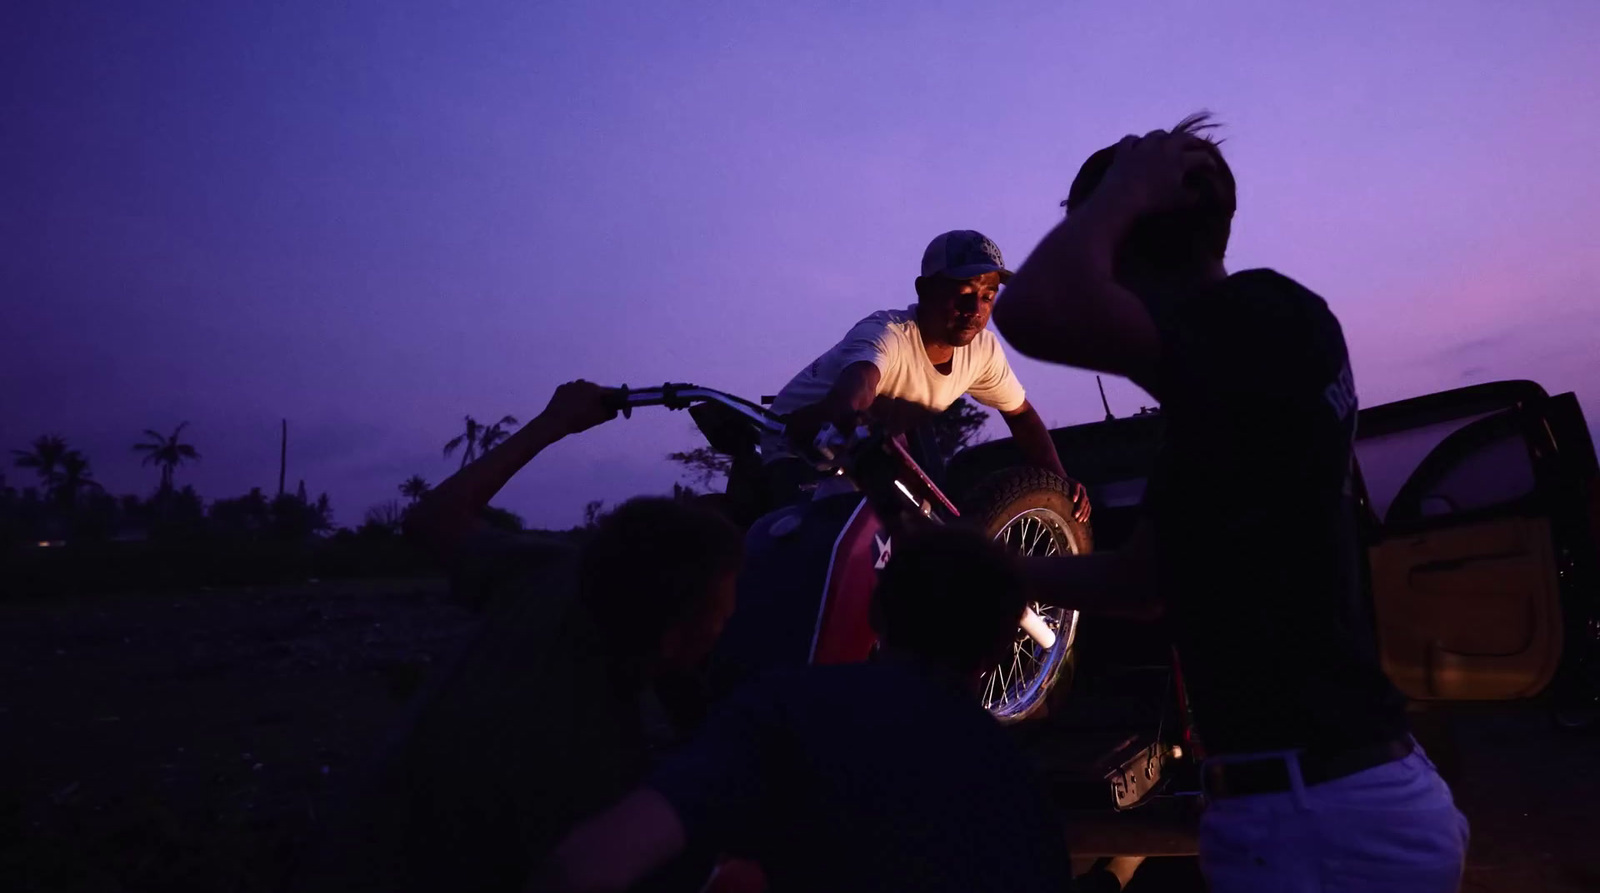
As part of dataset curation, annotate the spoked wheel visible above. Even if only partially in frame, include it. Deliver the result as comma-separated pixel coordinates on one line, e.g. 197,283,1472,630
964,467,1093,723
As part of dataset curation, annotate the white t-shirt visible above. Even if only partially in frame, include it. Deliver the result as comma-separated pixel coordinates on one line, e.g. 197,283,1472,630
763,306,1027,461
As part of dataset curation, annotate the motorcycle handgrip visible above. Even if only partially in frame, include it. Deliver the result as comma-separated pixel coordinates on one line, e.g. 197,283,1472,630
813,423,845,461
811,423,869,463
603,384,632,419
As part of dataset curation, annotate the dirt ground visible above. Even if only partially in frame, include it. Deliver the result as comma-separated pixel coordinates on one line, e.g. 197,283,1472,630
1,580,1596,892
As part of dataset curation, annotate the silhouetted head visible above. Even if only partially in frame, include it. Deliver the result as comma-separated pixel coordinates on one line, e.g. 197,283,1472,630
578,496,743,679
914,230,1011,348
1063,112,1236,288
870,525,1031,678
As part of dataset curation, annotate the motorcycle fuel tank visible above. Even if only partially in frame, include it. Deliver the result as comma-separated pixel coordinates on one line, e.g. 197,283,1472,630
708,492,887,699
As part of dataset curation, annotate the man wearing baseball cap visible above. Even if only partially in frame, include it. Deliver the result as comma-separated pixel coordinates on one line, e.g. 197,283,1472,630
763,229,1088,518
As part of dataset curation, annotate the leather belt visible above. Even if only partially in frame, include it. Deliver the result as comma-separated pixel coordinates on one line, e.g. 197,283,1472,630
1202,735,1415,800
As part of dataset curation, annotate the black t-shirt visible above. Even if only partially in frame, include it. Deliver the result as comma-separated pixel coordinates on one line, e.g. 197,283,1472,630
1144,269,1408,755
649,658,1074,893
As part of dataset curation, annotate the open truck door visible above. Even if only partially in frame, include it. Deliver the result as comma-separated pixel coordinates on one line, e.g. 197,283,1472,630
1355,381,1599,702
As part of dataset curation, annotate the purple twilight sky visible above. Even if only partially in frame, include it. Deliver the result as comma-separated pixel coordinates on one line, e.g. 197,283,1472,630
3,0,1597,529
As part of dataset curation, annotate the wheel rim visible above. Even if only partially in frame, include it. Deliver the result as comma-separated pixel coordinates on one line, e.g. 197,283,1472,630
982,507,1082,721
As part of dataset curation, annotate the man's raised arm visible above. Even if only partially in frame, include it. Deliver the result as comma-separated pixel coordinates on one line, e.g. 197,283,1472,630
994,131,1217,391
404,380,617,567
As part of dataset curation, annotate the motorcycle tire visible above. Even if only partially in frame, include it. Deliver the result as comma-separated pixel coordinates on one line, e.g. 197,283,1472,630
960,466,1093,723
963,466,1094,556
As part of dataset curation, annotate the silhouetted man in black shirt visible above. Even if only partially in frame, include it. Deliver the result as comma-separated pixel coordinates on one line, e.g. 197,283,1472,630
535,527,1142,893
993,114,1469,892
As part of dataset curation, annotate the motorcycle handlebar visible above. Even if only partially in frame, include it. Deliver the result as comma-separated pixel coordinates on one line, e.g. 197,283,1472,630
597,381,956,517
601,382,785,433
601,382,865,471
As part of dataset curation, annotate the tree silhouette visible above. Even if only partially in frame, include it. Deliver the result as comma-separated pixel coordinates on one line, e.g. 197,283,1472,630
480,504,524,532
929,398,990,462
53,450,101,505
209,488,272,535
364,500,406,533
133,422,201,492
154,485,206,536
399,475,431,505
443,416,485,468
12,435,69,490
209,484,334,540
477,415,519,455
667,446,731,488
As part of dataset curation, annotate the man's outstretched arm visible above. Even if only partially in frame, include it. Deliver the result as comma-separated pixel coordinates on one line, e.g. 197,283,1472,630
1000,402,1066,477
528,789,687,893
531,678,774,893
999,401,1092,521
784,360,881,448
404,380,616,566
1018,520,1162,621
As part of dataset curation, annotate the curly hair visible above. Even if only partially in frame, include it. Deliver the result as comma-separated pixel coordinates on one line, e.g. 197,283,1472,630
577,496,743,657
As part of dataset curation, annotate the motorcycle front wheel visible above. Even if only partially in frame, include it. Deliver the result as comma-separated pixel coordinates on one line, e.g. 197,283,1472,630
963,466,1093,723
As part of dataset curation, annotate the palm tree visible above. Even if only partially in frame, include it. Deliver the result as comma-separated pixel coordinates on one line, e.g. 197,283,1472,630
477,415,519,455
12,435,70,489
399,475,431,505
443,416,484,468
133,422,201,492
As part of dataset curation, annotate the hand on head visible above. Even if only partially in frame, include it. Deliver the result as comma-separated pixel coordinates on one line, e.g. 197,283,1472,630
1089,129,1221,221
541,379,620,436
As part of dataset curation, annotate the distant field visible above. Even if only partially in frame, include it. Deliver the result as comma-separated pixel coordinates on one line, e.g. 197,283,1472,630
0,580,1595,892
0,579,479,893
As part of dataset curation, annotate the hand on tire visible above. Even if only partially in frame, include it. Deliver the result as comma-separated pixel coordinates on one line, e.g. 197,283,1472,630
1066,478,1092,523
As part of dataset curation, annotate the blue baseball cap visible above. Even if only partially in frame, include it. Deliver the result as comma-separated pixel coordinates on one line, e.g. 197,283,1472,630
919,230,1012,282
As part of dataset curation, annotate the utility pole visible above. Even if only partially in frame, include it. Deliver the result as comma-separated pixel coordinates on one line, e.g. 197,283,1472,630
278,419,287,497
1096,376,1115,422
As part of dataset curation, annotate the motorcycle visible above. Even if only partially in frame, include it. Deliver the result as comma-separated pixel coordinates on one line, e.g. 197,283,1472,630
605,382,1092,721
608,384,1197,892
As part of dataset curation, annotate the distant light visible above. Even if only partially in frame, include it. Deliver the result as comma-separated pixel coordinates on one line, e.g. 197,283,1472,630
38,541,51,548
